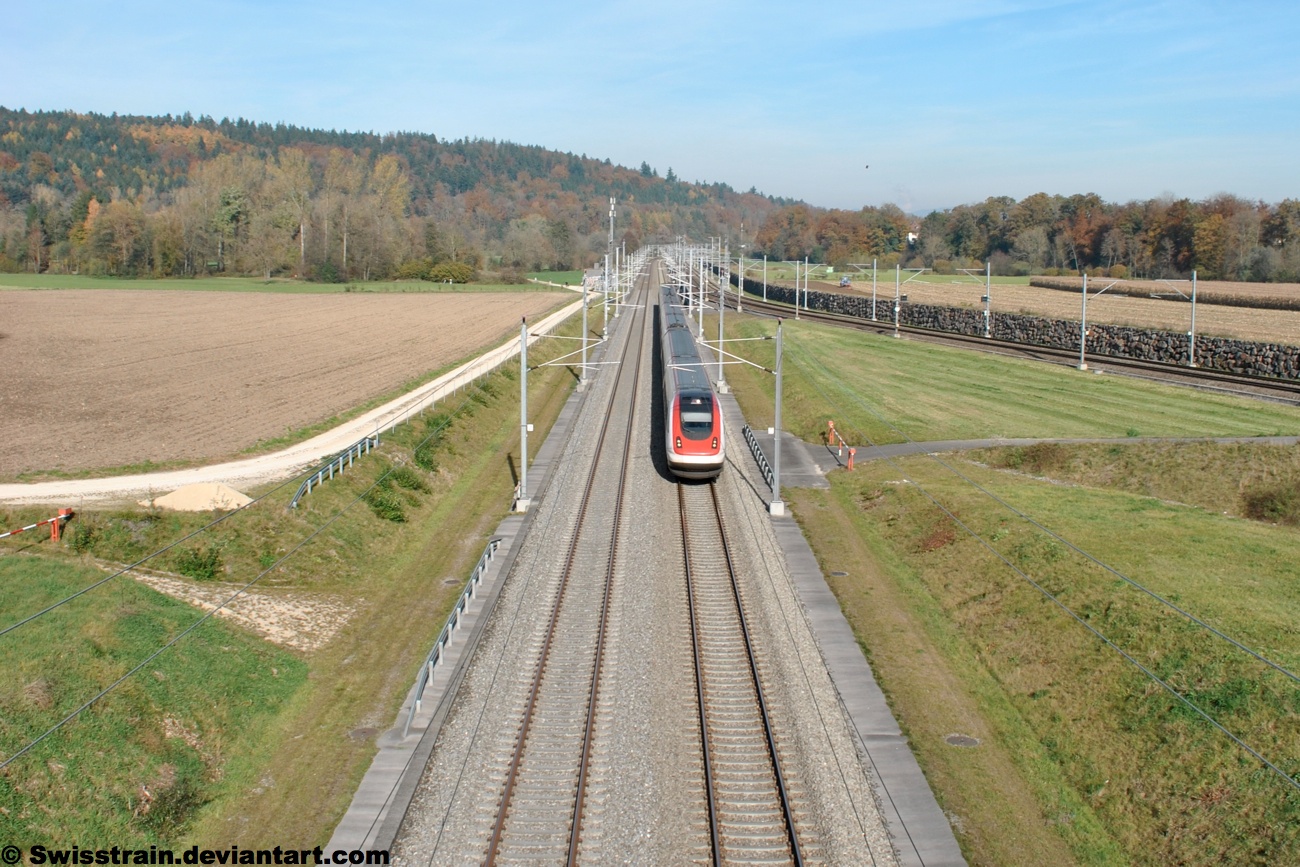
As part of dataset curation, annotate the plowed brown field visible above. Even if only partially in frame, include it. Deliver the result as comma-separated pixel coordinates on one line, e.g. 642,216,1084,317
0,289,569,478
811,279,1300,345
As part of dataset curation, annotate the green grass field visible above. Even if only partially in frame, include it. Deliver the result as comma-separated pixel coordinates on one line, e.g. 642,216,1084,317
720,316,1300,444
720,313,1300,863
527,269,585,285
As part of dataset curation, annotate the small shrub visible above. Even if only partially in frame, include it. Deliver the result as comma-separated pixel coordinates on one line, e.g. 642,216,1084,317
364,484,407,522
1021,442,1069,473
1242,481,1300,526
390,466,429,493
69,522,98,553
428,261,474,283
175,545,223,581
413,443,439,472
426,412,454,435
394,258,433,281
314,261,342,283
139,761,206,837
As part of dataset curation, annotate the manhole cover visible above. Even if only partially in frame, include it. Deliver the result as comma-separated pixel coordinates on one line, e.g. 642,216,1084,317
829,571,849,577
945,734,981,748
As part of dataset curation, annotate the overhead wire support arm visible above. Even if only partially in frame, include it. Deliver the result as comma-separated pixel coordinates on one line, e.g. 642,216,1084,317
956,261,992,338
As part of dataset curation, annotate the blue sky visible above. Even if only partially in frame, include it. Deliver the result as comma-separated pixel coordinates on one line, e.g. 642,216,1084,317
7,0,1299,212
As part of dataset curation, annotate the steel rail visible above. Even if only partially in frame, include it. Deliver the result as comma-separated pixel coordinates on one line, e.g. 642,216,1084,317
568,277,645,862
679,483,722,867
485,277,648,865
680,480,804,865
708,482,804,867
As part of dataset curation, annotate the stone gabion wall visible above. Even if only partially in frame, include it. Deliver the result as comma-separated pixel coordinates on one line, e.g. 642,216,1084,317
732,275,1300,380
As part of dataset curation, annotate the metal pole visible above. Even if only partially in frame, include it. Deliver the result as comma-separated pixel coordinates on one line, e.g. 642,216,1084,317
771,319,784,516
517,317,529,511
984,260,991,338
688,248,694,315
763,254,767,302
697,245,704,338
795,254,806,311
871,258,877,321
602,252,609,340
737,249,744,314
1188,270,1198,367
718,243,727,390
581,277,589,387
793,260,800,320
894,264,901,338
1079,273,1088,370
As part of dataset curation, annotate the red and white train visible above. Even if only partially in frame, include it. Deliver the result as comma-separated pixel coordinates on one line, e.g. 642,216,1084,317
661,284,725,479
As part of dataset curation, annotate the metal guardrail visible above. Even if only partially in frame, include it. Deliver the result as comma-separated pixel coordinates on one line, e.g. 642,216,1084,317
289,434,380,508
742,424,774,491
404,537,502,737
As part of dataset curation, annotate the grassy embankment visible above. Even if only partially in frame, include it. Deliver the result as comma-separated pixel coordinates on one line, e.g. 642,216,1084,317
721,314,1300,865
0,310,587,849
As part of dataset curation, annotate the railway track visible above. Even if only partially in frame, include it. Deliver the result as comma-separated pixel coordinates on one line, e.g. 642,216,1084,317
392,257,898,864
483,278,649,863
679,481,812,865
731,292,1300,405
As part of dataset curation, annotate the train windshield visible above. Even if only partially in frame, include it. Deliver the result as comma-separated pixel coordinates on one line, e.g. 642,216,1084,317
679,393,714,440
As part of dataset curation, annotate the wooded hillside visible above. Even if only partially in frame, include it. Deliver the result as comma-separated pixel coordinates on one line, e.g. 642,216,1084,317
757,193,1300,283
0,107,786,280
4,107,1297,284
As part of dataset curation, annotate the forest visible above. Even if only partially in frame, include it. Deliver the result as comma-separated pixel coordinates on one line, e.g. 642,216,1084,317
0,108,783,280
757,193,1300,281
2,107,1297,283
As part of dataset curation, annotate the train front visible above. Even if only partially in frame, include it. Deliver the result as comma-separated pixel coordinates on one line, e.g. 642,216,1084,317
668,388,724,479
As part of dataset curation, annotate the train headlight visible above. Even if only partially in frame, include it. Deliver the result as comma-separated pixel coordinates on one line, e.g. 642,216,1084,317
712,436,718,449
675,436,682,449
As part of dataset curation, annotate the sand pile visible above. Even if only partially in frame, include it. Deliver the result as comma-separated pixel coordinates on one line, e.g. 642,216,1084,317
148,482,253,512
126,569,353,652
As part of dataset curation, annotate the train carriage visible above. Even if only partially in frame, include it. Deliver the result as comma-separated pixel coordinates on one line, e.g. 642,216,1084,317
661,285,725,479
